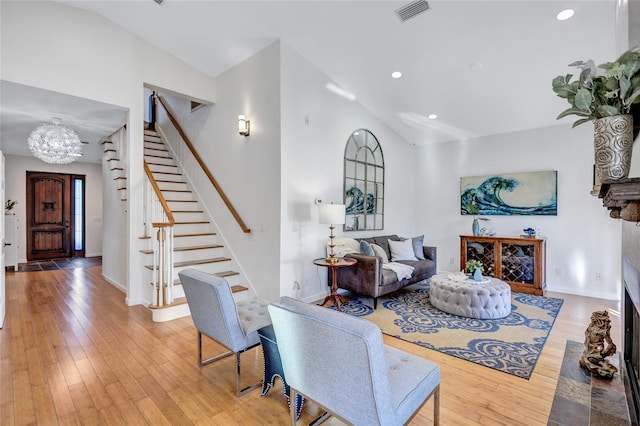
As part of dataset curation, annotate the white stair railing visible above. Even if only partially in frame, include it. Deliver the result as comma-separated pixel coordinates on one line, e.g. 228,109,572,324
143,161,175,307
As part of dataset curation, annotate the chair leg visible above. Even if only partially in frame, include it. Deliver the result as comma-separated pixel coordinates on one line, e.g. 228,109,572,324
197,331,261,396
235,349,263,396
198,331,232,366
290,387,298,425
433,385,440,426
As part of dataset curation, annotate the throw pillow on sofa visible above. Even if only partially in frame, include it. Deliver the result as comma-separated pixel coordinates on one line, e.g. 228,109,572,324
388,239,418,261
360,240,375,256
411,235,426,260
371,243,389,263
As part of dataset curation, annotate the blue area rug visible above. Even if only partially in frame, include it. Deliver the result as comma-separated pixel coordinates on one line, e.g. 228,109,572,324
336,280,564,379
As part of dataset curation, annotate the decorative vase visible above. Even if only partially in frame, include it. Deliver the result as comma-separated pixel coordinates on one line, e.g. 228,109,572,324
472,218,480,236
594,115,634,181
473,268,482,281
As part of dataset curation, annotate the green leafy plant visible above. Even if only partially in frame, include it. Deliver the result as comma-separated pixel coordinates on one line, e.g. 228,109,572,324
465,259,483,274
552,45,640,127
5,199,17,211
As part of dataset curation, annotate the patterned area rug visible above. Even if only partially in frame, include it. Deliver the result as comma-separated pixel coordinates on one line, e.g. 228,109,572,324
335,280,564,379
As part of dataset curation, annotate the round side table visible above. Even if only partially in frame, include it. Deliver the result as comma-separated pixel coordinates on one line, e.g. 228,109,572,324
313,257,357,311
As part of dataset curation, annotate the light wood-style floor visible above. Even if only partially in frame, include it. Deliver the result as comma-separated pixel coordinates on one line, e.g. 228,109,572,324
0,266,622,425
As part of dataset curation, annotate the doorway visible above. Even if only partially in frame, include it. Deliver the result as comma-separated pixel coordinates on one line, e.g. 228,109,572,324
26,171,85,260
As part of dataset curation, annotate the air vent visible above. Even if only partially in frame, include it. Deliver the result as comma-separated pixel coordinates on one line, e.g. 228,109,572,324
395,0,430,22
153,0,165,5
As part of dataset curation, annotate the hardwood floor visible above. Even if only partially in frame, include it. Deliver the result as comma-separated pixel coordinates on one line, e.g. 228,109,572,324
0,266,623,425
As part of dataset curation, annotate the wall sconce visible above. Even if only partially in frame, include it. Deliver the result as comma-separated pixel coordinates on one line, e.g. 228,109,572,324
238,115,250,137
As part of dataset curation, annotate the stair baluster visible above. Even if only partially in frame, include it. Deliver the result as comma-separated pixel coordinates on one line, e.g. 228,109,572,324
144,161,175,307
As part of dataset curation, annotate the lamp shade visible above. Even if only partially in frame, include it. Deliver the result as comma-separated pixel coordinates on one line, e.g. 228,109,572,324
319,203,346,225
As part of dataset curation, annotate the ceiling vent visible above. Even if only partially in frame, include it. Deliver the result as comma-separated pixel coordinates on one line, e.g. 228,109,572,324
153,0,165,5
395,0,430,22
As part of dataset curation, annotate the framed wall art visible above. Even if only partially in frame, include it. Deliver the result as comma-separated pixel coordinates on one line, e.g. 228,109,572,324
460,170,557,216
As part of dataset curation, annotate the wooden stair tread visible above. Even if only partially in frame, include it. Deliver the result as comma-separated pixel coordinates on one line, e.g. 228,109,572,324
166,199,197,203
160,190,192,194
175,221,209,225
144,257,231,270
144,154,173,160
149,297,187,309
146,162,178,168
139,244,222,254
217,270,240,278
101,140,113,145
231,285,248,294
104,149,116,153
174,232,216,237
172,210,204,213
153,172,183,177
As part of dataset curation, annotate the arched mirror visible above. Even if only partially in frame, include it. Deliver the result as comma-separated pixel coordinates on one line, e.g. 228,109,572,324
343,129,384,231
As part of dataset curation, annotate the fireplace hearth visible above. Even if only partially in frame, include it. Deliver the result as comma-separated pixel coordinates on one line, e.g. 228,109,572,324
623,255,640,425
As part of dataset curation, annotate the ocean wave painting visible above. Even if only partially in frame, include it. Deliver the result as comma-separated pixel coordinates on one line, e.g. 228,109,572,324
461,171,557,216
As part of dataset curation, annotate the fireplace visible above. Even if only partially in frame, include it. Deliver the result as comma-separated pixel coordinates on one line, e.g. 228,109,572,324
623,255,640,425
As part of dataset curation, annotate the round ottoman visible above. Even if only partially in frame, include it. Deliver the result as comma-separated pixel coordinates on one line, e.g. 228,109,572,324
429,273,511,319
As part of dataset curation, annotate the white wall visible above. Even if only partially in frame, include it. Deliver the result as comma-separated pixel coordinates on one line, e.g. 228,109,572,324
4,154,103,262
416,124,622,300
1,1,217,304
157,42,283,302
280,42,418,302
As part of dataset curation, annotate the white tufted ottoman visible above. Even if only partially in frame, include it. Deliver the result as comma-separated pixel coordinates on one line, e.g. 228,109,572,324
429,274,511,319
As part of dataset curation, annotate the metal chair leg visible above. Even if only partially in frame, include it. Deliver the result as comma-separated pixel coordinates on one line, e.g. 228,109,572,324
197,331,262,397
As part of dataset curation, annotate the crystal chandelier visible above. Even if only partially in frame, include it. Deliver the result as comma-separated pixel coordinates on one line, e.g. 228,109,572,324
27,118,83,164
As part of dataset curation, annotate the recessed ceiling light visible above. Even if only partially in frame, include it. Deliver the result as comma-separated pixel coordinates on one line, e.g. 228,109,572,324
428,114,438,120
556,9,574,21
391,71,402,79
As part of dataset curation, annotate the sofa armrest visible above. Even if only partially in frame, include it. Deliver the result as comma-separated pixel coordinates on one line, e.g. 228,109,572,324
423,246,437,264
335,253,382,298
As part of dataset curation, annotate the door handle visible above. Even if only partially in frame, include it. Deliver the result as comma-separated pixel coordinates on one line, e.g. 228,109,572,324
3,242,11,247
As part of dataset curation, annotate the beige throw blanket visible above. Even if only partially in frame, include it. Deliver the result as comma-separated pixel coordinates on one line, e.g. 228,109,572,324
330,237,414,280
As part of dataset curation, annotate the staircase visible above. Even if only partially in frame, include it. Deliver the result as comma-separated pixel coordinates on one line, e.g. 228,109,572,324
103,126,249,322
142,128,249,321
102,137,127,201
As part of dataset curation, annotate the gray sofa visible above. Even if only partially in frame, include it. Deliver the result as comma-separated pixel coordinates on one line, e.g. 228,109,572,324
336,234,437,309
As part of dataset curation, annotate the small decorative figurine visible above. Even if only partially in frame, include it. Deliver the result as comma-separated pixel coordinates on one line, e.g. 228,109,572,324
522,227,535,238
579,310,618,379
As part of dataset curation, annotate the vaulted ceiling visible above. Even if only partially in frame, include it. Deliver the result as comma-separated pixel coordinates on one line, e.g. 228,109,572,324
2,1,637,163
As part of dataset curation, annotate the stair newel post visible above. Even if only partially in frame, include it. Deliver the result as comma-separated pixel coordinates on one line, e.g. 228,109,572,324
159,226,167,307
154,226,162,307
148,91,157,130
166,226,174,304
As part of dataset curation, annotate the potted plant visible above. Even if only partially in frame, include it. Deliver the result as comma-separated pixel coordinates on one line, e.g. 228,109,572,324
5,199,17,214
465,259,484,281
552,45,640,181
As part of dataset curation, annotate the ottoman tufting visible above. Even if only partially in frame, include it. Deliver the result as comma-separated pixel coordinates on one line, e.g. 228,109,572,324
429,273,511,319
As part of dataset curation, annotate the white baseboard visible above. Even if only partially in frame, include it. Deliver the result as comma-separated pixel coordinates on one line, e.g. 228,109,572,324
547,286,620,301
102,273,126,293
152,303,191,322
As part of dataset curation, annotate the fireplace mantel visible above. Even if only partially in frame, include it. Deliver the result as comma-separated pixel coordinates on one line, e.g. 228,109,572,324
598,178,640,222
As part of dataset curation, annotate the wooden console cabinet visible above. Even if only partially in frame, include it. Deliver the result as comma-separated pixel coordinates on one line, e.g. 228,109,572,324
460,235,546,295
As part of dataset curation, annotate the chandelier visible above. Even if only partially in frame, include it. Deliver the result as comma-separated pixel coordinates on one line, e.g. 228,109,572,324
27,118,83,164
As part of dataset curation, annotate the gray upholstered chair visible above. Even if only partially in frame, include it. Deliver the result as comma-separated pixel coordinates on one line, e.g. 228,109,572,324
268,296,440,425
179,268,271,396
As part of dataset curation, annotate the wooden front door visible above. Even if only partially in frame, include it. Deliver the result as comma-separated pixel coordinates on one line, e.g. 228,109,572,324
26,172,74,260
